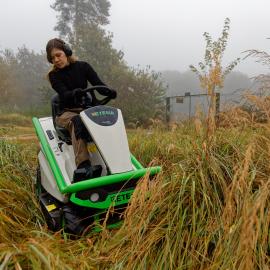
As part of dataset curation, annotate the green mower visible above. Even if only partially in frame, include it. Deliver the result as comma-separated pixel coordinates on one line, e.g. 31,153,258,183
32,86,161,235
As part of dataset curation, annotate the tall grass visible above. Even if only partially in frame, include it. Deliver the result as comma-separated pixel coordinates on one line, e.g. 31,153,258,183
0,139,105,269
97,121,270,270
0,105,270,269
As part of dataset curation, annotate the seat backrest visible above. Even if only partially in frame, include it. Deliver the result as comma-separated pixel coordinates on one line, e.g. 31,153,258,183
51,94,71,144
51,94,62,126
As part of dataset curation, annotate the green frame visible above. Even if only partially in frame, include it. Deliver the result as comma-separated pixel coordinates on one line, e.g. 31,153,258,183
32,117,161,194
70,189,134,209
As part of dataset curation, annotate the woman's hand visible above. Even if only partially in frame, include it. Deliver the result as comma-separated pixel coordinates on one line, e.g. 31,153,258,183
108,89,117,99
72,88,85,106
72,88,84,98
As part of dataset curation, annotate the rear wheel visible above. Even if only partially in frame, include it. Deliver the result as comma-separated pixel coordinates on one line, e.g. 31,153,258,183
36,164,63,232
36,165,94,235
39,197,63,232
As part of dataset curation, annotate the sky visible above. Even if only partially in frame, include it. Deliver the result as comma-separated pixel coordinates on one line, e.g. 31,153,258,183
0,0,270,77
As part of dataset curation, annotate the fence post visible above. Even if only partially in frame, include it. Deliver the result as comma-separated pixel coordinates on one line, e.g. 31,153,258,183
185,92,191,120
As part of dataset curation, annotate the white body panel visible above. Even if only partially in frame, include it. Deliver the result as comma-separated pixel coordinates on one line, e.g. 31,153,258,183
38,117,75,202
39,117,75,185
38,151,68,202
37,117,109,198
37,106,133,198
81,107,133,174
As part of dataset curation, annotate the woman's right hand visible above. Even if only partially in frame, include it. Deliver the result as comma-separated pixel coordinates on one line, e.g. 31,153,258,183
72,88,84,98
108,89,117,99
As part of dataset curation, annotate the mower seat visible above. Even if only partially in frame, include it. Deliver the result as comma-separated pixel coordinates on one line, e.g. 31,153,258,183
51,94,71,144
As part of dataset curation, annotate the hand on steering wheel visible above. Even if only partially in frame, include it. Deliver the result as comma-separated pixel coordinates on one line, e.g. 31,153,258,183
72,88,84,97
108,89,117,99
82,85,116,106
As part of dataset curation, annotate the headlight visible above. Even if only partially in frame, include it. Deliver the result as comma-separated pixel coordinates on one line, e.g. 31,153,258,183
76,189,107,202
90,192,100,202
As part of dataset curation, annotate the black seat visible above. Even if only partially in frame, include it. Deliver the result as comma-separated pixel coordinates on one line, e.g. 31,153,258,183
51,94,71,144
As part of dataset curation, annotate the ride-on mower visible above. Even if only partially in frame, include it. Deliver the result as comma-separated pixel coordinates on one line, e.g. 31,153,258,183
32,86,161,235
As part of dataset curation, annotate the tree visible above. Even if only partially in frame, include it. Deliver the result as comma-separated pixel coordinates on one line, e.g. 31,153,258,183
51,0,111,43
75,24,165,125
74,23,124,82
244,49,270,94
190,18,240,137
107,65,165,125
0,55,16,106
51,2,165,125
1,47,50,108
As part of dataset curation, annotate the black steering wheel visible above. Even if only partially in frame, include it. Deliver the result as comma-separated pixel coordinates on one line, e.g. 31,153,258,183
82,85,113,106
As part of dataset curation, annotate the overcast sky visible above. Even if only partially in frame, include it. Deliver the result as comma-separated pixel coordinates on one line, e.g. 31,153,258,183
0,0,270,76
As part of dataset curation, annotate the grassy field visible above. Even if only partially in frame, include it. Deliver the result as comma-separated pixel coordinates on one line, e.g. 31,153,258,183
0,112,269,269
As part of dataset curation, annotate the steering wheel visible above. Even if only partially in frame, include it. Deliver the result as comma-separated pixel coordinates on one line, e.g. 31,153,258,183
82,85,113,106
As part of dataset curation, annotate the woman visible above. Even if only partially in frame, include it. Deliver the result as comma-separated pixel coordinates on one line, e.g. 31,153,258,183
46,38,116,182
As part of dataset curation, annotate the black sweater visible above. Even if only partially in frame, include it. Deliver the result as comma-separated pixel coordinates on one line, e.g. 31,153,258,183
49,61,110,108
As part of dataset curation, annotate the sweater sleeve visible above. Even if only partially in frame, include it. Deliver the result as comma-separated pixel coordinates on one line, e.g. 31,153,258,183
48,71,73,101
84,62,111,96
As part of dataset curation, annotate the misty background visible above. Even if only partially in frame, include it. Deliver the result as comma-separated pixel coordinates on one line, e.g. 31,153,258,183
0,0,269,123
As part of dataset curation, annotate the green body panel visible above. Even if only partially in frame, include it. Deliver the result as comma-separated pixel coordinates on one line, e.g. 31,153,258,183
70,189,134,209
130,154,144,169
63,167,160,193
32,117,161,195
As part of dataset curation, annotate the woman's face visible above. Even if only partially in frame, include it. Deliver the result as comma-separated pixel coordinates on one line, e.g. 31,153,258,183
51,48,69,69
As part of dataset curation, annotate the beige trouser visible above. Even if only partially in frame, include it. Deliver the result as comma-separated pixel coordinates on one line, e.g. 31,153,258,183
56,109,89,167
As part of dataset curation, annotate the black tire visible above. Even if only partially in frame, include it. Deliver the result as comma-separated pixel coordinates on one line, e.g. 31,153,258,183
62,205,87,235
36,164,63,232
40,201,62,232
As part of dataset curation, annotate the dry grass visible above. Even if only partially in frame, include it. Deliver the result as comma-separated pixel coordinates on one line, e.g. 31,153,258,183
0,113,32,126
0,105,270,269
98,123,269,270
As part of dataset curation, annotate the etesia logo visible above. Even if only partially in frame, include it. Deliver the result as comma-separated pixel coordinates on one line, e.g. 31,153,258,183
91,110,115,117
110,191,133,203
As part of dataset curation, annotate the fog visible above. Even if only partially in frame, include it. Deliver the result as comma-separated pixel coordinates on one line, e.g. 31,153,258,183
1,0,270,76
